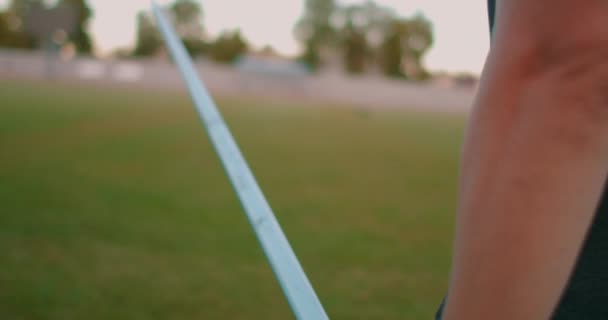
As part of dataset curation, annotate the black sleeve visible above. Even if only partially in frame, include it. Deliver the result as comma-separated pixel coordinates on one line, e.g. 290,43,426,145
488,0,496,34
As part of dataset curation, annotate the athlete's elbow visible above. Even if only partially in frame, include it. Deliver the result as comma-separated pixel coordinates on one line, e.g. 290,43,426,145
489,38,608,123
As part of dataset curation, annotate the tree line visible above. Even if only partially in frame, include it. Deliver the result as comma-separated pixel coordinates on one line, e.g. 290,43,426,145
133,0,248,64
0,0,435,80
0,0,92,53
296,0,433,80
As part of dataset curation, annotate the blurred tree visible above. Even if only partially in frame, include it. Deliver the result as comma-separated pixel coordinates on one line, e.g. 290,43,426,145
9,0,42,18
294,0,336,70
379,14,433,80
404,14,433,80
182,38,208,57
58,0,93,54
259,45,277,57
299,38,321,70
0,12,9,43
110,47,132,59
133,11,162,57
335,2,392,74
0,0,41,49
0,11,31,48
3,0,93,53
379,21,404,77
133,0,206,57
336,1,394,40
171,0,204,39
0,11,17,47
171,0,206,56
209,30,247,63
293,0,435,80
342,26,368,74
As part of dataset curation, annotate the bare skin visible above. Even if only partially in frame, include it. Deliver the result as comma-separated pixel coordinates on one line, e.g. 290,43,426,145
443,1,608,319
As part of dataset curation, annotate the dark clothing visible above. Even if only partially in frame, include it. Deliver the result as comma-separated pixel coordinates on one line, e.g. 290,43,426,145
487,0,496,33
555,191,608,318
436,0,608,318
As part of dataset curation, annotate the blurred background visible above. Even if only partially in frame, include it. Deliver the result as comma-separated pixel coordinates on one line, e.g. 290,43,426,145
1,0,488,319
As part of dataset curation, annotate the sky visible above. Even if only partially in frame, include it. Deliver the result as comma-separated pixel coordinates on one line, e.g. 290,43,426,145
0,0,491,74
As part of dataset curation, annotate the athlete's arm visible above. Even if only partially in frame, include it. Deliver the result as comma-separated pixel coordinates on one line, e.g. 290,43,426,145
443,1,608,319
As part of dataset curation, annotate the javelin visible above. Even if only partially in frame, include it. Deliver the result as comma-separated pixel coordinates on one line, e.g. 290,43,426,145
150,2,329,319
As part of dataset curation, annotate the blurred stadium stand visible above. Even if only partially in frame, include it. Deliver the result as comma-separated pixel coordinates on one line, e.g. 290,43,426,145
0,49,474,112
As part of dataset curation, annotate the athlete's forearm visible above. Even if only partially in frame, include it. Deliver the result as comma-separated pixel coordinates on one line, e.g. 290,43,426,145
443,2,608,318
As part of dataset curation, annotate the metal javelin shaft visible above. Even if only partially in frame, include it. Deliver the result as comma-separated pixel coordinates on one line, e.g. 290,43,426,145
151,2,329,319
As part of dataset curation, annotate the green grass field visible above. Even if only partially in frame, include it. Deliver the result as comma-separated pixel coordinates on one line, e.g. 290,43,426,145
1,81,465,319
